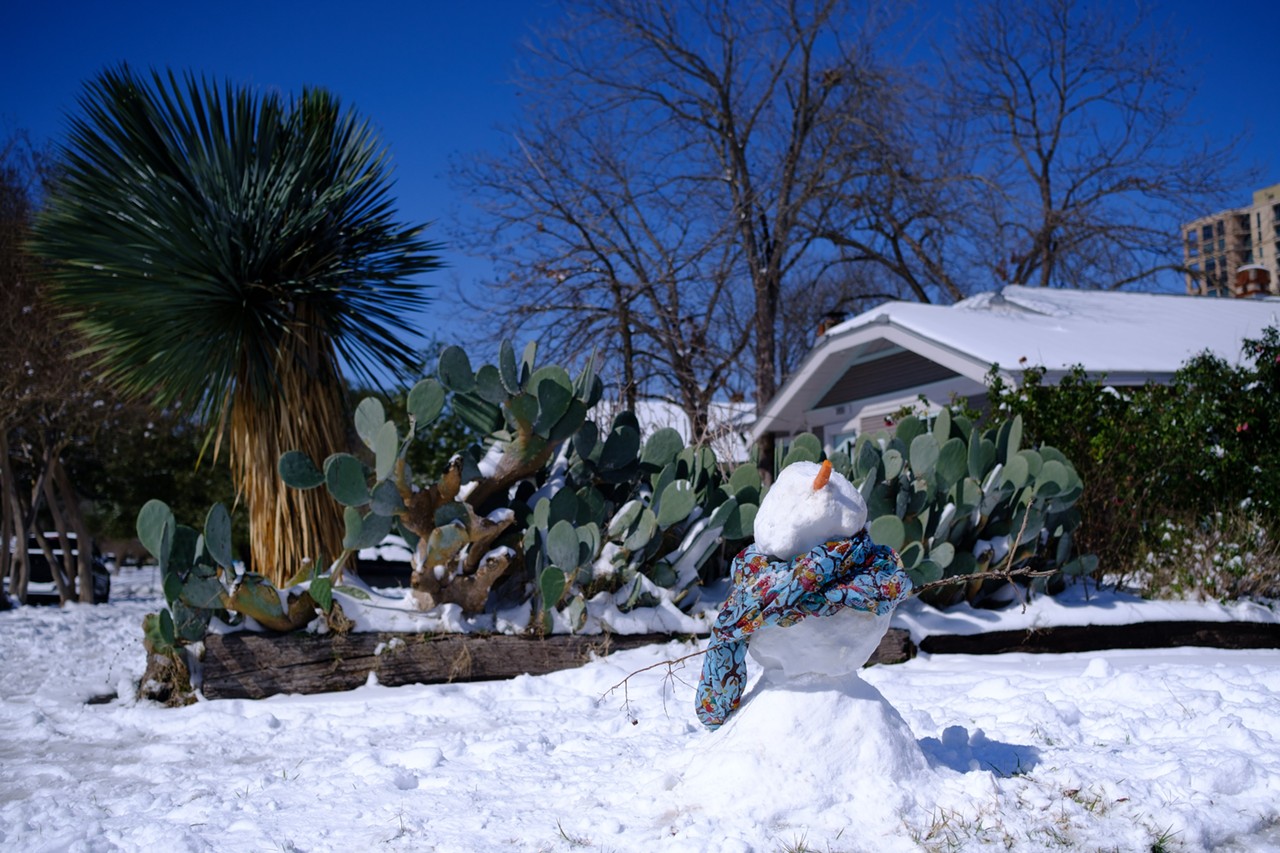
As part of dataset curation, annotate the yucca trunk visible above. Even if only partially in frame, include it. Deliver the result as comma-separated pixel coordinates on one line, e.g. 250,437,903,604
230,319,346,586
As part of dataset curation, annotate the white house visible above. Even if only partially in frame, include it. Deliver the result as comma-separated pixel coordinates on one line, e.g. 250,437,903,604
594,398,756,463
750,285,1280,455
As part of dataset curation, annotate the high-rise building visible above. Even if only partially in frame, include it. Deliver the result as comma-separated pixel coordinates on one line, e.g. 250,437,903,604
1182,183,1280,297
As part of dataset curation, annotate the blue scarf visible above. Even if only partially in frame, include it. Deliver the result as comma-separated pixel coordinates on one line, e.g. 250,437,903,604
696,531,911,729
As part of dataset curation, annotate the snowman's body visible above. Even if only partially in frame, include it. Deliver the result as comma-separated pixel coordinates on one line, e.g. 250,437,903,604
694,460,915,729
747,607,891,682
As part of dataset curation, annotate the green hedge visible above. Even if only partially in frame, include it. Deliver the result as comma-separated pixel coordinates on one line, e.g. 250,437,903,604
988,325,1280,586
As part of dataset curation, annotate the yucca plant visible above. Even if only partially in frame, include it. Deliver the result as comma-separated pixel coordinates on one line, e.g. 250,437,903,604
32,65,442,585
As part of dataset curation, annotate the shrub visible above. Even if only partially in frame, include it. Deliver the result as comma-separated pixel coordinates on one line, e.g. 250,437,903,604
1136,511,1280,601
988,325,1280,595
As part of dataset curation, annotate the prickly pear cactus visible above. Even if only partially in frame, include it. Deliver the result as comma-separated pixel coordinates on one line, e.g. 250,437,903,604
137,498,340,646
279,341,605,615
792,410,1090,607
523,417,761,630
281,341,760,628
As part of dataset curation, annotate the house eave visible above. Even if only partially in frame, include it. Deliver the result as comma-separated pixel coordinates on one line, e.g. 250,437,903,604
749,314,996,442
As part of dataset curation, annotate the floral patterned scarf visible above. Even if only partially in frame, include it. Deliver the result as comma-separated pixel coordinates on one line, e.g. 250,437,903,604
695,531,911,729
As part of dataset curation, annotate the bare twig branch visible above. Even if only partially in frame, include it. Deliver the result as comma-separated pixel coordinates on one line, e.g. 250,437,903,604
910,562,1058,597
601,646,707,722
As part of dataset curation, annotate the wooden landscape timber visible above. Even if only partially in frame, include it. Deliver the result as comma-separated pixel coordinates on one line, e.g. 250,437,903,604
198,628,918,701
918,620,1280,656
193,620,1280,701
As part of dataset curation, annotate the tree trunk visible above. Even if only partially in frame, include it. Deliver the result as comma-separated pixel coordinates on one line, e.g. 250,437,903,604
1,446,27,602
756,432,776,485
0,431,14,592
31,531,72,600
38,474,75,603
52,457,94,603
232,319,347,588
613,284,638,413
6,445,61,604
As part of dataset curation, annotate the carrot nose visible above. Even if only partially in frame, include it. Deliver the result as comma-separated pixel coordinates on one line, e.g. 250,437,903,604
812,459,832,490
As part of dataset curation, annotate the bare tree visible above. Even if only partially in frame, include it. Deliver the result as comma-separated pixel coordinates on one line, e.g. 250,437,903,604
459,105,752,436
812,78,981,304
459,0,1242,464
944,0,1244,290
1,134,103,604
456,0,902,441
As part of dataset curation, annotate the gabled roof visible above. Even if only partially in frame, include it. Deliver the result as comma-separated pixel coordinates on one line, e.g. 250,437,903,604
752,285,1280,439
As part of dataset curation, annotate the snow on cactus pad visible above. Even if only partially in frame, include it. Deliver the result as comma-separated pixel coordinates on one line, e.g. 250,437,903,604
754,460,868,559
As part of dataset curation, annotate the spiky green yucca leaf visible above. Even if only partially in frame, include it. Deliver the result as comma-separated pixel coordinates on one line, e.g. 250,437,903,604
32,65,443,419
31,65,442,586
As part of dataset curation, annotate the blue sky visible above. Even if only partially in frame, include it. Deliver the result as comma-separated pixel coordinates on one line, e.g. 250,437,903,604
2,0,561,350
4,0,1278,354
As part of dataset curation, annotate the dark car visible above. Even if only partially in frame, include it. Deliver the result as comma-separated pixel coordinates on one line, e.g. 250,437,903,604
8,533,112,604
354,534,415,588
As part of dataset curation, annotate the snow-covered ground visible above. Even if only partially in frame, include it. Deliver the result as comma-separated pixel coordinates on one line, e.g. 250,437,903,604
2,567,1279,852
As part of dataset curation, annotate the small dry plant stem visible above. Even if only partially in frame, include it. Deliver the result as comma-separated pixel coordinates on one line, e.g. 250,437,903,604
602,647,706,720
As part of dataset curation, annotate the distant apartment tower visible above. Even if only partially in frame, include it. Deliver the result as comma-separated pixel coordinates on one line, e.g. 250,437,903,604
1183,182,1280,297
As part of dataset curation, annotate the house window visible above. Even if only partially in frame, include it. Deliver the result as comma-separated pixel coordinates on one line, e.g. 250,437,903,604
829,430,858,455
1216,221,1225,237
1202,224,1214,241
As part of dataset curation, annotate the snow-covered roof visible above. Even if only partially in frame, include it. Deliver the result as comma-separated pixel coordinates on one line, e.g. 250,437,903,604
752,285,1280,440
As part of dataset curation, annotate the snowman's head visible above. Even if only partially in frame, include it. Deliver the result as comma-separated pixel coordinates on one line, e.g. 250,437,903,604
752,460,868,560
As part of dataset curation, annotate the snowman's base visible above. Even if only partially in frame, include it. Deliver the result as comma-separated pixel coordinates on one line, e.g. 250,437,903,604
678,672,929,839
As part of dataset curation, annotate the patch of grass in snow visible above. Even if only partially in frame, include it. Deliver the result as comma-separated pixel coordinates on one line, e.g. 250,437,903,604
986,753,1032,778
768,824,860,850
778,832,810,852
1030,724,1059,747
908,805,1016,851
1149,824,1180,853
383,808,413,844
555,819,592,848
908,778,1155,852
1063,785,1112,814
773,829,859,853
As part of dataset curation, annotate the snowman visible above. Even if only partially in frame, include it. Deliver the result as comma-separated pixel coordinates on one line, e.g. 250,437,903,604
673,461,929,843
695,459,914,728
